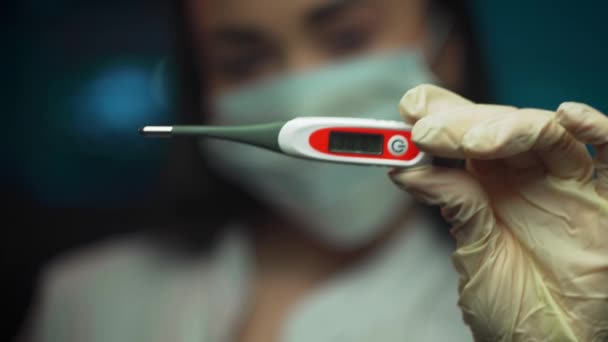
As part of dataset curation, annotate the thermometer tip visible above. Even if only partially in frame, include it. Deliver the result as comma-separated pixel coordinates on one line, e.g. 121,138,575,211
139,126,173,137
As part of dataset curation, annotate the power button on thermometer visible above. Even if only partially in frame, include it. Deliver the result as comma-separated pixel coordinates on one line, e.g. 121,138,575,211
387,135,408,156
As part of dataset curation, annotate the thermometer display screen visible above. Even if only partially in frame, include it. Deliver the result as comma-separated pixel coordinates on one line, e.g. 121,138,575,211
328,131,384,155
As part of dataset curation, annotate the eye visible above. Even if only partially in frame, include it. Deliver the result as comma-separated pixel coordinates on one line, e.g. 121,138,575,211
217,53,268,83
326,25,372,56
314,4,380,58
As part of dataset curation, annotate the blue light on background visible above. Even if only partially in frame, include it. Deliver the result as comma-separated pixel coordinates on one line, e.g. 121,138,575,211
22,60,172,207
76,67,155,129
71,64,168,142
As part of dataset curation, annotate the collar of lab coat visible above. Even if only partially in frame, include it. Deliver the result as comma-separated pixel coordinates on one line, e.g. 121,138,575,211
200,211,471,342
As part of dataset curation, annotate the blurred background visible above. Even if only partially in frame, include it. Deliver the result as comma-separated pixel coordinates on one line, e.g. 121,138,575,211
5,0,608,340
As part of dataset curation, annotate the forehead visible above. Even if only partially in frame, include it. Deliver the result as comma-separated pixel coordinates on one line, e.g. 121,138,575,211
190,0,426,32
199,0,345,26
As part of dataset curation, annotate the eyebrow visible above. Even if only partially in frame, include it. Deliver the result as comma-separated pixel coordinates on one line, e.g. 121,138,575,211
305,0,362,26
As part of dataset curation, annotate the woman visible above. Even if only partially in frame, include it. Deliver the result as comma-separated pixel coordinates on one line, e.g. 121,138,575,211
17,0,608,341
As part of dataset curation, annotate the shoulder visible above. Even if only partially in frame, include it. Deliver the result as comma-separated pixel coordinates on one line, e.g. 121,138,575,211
17,226,250,342
41,235,165,294
37,226,250,306
18,235,211,341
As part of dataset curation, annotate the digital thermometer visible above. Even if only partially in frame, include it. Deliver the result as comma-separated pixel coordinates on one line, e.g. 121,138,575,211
139,117,430,167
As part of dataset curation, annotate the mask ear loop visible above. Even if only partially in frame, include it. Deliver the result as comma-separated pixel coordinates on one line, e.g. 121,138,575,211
423,11,468,170
422,9,455,68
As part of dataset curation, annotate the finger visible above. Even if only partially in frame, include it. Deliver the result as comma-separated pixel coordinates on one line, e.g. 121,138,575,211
556,102,608,197
556,102,608,145
399,86,593,179
410,105,525,158
597,144,608,197
462,108,594,180
389,165,497,247
398,84,475,124
415,106,594,180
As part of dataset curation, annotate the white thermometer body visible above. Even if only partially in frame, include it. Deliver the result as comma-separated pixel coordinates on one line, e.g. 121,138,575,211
277,117,428,167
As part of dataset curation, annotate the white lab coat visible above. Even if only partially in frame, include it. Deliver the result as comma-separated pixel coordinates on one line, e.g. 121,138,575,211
17,212,473,342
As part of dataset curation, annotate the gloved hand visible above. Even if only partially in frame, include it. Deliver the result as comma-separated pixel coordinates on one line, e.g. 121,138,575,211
389,84,608,341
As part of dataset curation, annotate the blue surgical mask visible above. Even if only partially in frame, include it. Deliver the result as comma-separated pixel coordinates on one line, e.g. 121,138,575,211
202,48,438,248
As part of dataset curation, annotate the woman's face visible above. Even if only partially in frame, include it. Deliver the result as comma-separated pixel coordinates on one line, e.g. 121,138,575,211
188,0,429,96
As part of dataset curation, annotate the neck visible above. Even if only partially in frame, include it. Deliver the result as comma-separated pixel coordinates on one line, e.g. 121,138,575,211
235,201,420,342
250,200,419,280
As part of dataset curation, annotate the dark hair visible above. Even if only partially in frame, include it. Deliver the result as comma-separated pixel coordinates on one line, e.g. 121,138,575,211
152,0,492,251
428,0,491,103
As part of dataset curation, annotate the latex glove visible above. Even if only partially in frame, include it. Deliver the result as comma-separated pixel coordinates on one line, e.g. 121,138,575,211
389,85,608,341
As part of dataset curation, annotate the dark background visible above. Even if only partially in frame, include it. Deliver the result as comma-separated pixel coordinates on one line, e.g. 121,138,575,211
6,1,177,339
5,0,608,340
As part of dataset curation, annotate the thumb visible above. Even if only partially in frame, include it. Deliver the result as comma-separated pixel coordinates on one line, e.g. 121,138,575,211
390,165,497,247
398,84,475,124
